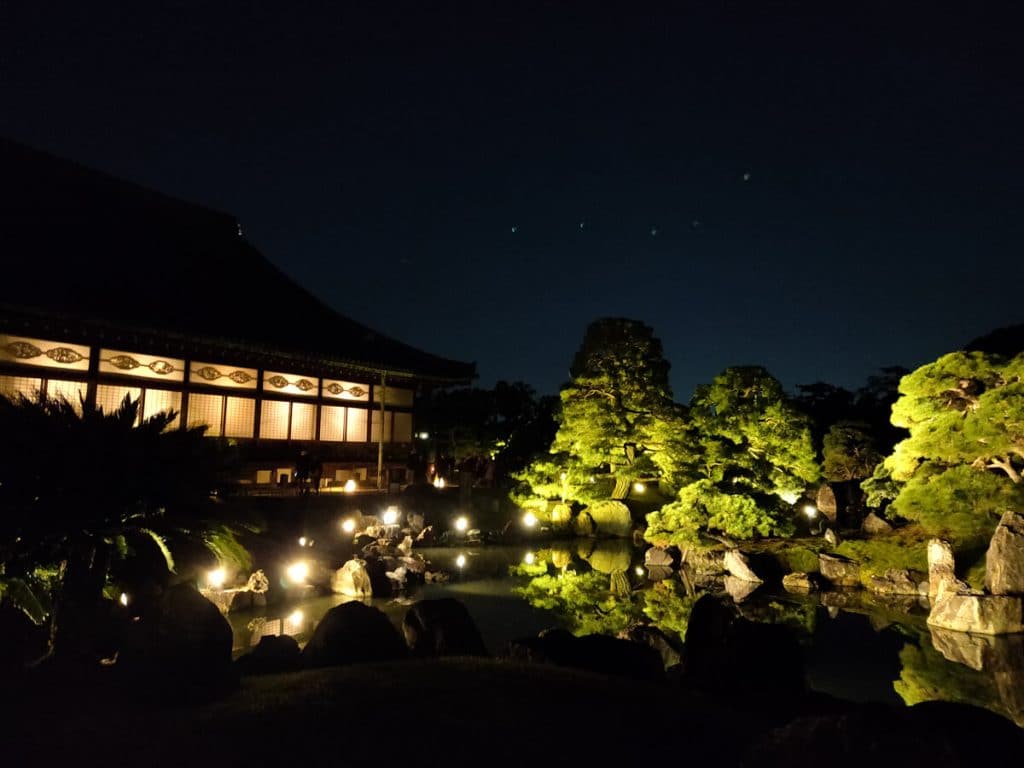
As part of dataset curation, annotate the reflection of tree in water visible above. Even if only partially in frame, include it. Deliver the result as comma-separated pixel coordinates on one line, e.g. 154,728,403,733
514,569,643,637
895,629,1024,726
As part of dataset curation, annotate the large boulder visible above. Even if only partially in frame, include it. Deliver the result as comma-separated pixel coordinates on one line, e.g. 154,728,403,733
928,539,971,599
644,546,675,568
302,602,407,668
862,512,894,536
234,634,301,675
867,569,927,596
819,553,860,587
986,511,1024,595
402,598,487,657
508,628,663,681
928,594,1024,635
816,484,837,523
583,500,633,538
723,550,762,583
782,572,818,594
119,583,233,681
331,559,373,597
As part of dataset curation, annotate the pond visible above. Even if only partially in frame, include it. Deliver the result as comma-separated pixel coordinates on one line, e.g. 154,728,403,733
226,541,1024,727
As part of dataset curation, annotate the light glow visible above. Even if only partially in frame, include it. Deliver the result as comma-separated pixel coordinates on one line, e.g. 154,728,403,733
522,511,538,528
456,554,467,568
343,478,357,493
288,609,304,625
119,592,129,607
207,567,227,589
382,506,400,525
524,552,535,565
635,566,645,576
803,504,818,519
298,536,308,547
433,476,446,489
286,561,309,584
341,518,356,534
454,516,469,532
633,482,646,493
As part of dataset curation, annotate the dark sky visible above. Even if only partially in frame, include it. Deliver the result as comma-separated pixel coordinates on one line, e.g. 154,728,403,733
2,2,1022,400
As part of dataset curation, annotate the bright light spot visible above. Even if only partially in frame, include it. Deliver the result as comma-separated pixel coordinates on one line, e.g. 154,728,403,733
286,561,309,584
633,482,646,494
560,472,567,481
635,566,645,576
454,516,469,532
803,504,818,519
779,491,799,504
382,506,400,525
456,554,467,568
433,476,446,489
522,511,538,528
119,592,129,607
524,552,535,565
207,567,227,589
288,609,304,625
343,479,357,493
589,475,596,483
298,536,308,547
418,431,430,440
341,518,356,534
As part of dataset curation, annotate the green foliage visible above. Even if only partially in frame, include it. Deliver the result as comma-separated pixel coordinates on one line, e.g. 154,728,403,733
889,464,1021,539
836,530,929,584
521,318,680,504
641,579,697,642
646,366,818,545
514,570,643,636
873,351,1024,541
0,392,256,655
895,640,1012,722
0,575,48,625
823,421,883,482
772,544,822,574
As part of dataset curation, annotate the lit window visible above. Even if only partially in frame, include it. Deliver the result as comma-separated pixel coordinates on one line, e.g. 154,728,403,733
224,396,255,438
188,393,224,436
291,402,316,441
95,384,142,420
142,388,182,427
346,408,368,442
46,379,88,414
320,405,347,441
0,375,43,401
260,400,289,440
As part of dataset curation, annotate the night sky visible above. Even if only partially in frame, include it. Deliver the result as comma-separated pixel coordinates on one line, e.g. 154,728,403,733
2,2,1022,400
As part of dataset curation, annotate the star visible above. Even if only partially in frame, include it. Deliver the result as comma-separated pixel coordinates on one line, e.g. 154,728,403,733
511,226,518,233
578,221,585,230
650,227,659,237
742,172,751,182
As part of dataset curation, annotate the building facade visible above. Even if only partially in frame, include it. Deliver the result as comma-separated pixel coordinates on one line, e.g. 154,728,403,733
0,139,474,488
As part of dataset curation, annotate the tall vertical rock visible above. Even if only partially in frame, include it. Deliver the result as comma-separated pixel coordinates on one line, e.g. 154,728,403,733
986,511,1024,595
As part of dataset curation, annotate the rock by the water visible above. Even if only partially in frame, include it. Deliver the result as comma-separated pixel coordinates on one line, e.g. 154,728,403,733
862,512,894,536
645,565,674,581
331,559,373,597
782,572,818,594
302,602,407,668
508,629,663,681
724,575,760,603
723,549,762,583
867,569,926,596
572,510,595,536
583,500,633,538
119,583,233,680
928,594,1024,635
686,549,726,575
823,528,840,546
402,598,488,657
234,634,301,675
424,570,449,584
644,547,674,568
819,553,860,587
928,539,969,599
414,525,436,546
986,511,1024,596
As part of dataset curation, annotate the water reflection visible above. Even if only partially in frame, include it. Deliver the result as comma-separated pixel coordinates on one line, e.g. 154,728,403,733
226,541,1024,728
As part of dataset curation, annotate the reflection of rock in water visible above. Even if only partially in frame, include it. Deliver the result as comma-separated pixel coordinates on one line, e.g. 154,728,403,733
928,627,1024,725
577,538,633,574
724,575,760,603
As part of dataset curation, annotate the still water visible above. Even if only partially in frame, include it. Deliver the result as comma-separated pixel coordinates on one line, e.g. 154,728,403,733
227,542,1024,727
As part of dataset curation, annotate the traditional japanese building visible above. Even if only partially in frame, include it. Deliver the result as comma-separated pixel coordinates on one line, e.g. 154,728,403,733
0,139,475,489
